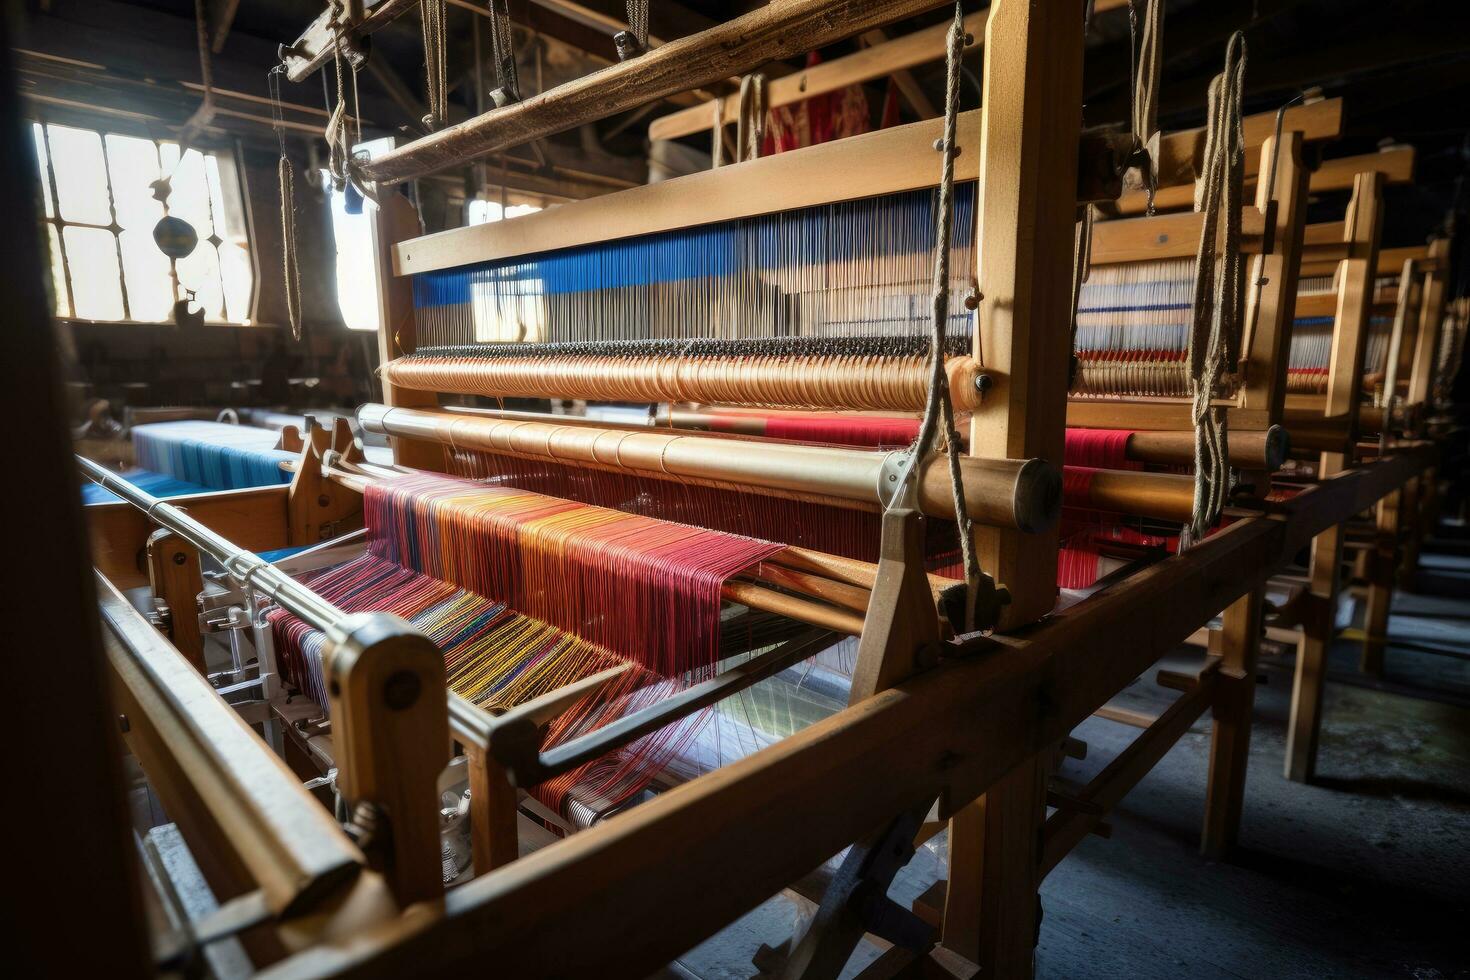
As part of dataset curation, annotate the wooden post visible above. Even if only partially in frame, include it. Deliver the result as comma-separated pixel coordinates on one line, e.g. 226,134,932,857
287,417,364,546
1405,239,1452,410
1360,488,1402,675
372,189,445,471
942,758,1048,976
328,613,449,908
943,0,1084,973
464,744,520,874
146,529,206,675
1201,589,1264,858
1239,132,1309,424
1284,172,1383,783
1399,469,1430,590
967,0,1083,628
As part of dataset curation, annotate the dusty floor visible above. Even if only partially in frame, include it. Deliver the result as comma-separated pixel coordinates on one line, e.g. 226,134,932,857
671,542,1470,979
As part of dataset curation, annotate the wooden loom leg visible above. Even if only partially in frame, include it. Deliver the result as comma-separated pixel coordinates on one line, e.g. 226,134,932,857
1201,589,1264,858
1285,472,1347,783
1397,474,1424,591
465,743,519,874
1360,487,1402,676
941,758,1048,977
146,529,205,676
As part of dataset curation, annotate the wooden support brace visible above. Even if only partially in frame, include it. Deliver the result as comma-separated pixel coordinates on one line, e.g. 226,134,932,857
1359,488,1402,676
1201,589,1264,858
146,529,205,676
327,614,450,908
464,743,520,875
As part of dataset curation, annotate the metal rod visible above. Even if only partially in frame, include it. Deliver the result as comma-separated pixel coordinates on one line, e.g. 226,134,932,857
77,455,345,631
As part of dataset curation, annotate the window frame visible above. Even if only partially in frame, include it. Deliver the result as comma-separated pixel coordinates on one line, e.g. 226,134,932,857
30,113,261,328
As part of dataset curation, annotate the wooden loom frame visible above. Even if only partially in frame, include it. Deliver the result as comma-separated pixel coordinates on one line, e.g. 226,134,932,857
67,4,1446,978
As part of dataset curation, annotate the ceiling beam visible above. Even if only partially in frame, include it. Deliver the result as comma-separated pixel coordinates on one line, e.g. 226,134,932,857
207,0,242,54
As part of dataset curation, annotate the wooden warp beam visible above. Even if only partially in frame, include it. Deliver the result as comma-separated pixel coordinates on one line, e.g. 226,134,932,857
254,447,1432,980
357,403,1063,533
359,0,958,184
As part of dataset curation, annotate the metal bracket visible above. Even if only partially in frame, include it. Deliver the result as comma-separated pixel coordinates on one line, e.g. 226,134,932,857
876,450,918,511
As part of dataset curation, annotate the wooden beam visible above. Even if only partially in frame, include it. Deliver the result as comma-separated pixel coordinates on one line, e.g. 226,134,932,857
650,0,1133,142
284,0,418,84
85,485,292,590
967,0,1083,627
1128,146,1413,215
1115,98,1345,214
860,28,937,119
1406,239,1452,407
649,11,989,142
1089,206,1269,266
1285,173,1384,784
394,111,981,275
372,189,446,470
1240,132,1309,423
359,0,962,184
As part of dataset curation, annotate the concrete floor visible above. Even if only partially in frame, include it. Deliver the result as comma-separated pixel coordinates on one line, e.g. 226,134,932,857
672,544,1470,979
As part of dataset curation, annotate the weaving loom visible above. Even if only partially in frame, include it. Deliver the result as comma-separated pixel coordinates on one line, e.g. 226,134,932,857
130,420,295,490
59,0,1460,974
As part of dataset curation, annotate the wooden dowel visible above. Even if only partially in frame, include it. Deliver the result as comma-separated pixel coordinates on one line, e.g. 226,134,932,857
1123,426,1288,471
750,563,872,615
722,581,865,637
1069,468,1197,524
359,0,956,184
771,546,959,603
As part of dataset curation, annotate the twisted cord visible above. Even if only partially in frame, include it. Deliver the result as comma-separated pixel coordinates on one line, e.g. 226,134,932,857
1185,32,1247,546
909,1,982,630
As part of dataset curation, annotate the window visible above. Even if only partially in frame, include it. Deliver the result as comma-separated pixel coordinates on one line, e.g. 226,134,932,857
325,177,381,333
31,122,255,324
467,198,542,225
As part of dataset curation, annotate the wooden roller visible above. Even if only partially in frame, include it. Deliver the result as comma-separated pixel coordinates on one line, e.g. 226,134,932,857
357,404,1060,533
379,354,989,414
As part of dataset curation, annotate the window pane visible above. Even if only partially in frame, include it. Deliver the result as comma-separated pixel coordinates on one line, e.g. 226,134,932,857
162,144,215,240
177,241,224,320
48,125,113,226
32,123,54,220
119,227,173,321
205,155,244,244
63,226,125,320
105,134,164,232
46,225,70,317
219,242,253,323
326,178,380,332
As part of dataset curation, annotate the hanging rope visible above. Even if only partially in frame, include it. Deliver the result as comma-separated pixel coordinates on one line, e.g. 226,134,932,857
487,0,520,106
268,66,304,341
1184,32,1247,546
1068,203,1095,387
421,0,449,131
906,1,983,631
735,74,767,163
710,95,726,168
1127,0,1164,213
